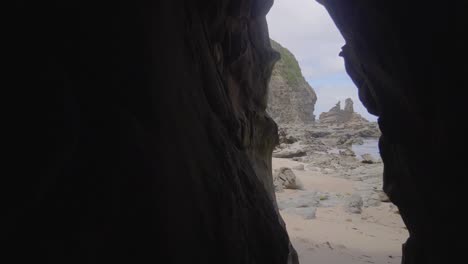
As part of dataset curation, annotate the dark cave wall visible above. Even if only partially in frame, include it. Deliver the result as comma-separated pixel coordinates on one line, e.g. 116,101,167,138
7,1,292,263
320,1,467,263
8,1,468,263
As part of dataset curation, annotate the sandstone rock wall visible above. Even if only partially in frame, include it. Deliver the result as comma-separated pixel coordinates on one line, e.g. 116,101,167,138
7,1,293,263
320,1,468,263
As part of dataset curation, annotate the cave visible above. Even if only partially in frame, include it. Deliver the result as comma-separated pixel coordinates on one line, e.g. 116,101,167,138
266,3,403,263
7,1,467,264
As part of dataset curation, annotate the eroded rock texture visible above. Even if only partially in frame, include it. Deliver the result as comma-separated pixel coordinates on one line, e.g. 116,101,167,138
267,40,317,124
320,0,468,263
7,1,294,263
319,98,368,124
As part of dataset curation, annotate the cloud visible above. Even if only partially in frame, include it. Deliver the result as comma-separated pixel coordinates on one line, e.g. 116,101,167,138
266,0,377,121
267,0,345,79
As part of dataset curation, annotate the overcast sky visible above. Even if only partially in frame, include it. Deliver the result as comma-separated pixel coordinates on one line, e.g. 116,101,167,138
267,0,377,121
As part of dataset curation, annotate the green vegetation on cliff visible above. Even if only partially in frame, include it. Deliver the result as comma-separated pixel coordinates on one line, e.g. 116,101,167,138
267,39,317,124
270,39,306,87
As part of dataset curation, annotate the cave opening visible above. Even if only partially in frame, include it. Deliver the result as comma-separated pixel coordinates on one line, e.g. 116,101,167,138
266,1,408,263
8,1,466,263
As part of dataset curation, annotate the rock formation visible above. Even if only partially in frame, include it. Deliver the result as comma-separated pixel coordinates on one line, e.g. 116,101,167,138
7,1,294,264
273,167,304,192
345,194,364,214
319,98,368,124
267,40,317,124
344,98,354,112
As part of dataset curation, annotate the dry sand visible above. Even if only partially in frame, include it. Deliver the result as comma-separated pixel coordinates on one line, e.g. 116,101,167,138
273,158,408,264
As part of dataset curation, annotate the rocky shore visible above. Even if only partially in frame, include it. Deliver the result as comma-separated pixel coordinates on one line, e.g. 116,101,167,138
267,40,407,263
270,102,408,263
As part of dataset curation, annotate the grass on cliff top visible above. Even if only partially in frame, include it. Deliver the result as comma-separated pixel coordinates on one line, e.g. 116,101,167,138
270,39,306,87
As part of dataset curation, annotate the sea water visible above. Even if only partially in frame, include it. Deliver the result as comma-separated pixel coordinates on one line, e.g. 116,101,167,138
352,139,380,160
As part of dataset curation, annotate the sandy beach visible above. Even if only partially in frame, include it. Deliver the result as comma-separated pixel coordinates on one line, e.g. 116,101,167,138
273,158,408,264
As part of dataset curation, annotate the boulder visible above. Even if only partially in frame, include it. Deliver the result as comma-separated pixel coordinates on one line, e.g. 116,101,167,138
306,130,332,138
339,148,356,156
292,164,305,170
273,167,304,191
276,191,320,212
305,165,320,172
361,153,376,164
277,197,319,210
336,134,353,145
363,193,382,207
356,127,380,138
344,194,363,214
350,137,364,145
282,207,317,220
278,128,298,144
273,149,307,158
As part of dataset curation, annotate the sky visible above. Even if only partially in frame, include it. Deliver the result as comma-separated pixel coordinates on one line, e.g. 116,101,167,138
266,0,377,121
